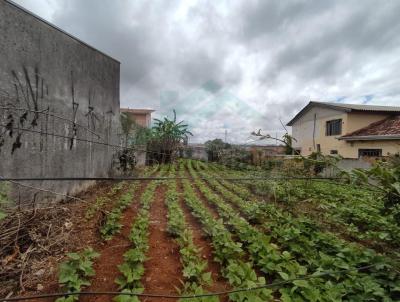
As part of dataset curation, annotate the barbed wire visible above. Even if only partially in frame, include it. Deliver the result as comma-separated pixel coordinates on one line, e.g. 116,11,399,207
0,124,192,158
0,264,378,302
0,264,381,301
0,176,341,181
0,176,86,203
0,105,103,140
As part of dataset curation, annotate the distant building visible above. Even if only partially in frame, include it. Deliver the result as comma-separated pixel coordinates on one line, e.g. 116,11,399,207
243,145,286,156
188,144,208,161
120,108,154,128
287,101,400,158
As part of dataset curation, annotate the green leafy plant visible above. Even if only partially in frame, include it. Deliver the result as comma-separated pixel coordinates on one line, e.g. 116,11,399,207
147,109,193,164
180,161,271,302
100,189,136,240
185,159,400,301
56,248,99,302
164,166,217,300
114,177,159,301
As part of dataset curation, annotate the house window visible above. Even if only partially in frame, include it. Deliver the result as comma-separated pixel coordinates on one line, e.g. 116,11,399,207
330,150,338,155
358,149,382,157
326,119,342,136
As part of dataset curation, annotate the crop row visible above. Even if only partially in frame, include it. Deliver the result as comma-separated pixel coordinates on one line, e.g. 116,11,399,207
113,179,158,301
165,163,218,301
186,160,323,301
86,181,127,219
100,165,158,241
195,161,252,201
201,160,400,248
187,160,400,301
100,184,138,240
178,161,272,302
286,180,400,245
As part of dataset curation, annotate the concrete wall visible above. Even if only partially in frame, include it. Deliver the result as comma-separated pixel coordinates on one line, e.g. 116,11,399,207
0,1,121,205
322,158,373,177
291,106,399,158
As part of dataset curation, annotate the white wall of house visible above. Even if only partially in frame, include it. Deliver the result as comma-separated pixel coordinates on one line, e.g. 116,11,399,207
291,106,346,155
291,106,398,158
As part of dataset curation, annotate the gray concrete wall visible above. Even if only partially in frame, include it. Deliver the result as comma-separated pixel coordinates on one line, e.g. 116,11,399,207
0,1,121,206
322,158,372,177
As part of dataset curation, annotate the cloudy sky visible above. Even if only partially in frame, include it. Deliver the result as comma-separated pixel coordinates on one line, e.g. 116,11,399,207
14,0,400,144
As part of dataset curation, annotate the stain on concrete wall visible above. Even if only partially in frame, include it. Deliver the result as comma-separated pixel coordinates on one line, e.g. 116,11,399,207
0,1,121,205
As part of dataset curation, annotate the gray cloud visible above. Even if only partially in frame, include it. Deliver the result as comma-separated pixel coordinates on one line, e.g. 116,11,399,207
14,0,400,143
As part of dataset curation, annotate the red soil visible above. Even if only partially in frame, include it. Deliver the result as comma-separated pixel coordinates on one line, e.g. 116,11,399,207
80,182,149,302
177,179,230,301
14,181,133,302
141,185,182,302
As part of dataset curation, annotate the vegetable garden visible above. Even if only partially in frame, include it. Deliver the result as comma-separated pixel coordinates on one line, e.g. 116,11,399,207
1,159,400,302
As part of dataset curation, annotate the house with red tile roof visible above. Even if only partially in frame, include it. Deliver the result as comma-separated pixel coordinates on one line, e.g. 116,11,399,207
287,101,400,158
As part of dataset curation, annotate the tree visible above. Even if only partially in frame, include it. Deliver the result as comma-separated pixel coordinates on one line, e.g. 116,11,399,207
282,133,296,155
147,110,192,164
205,138,231,161
120,112,135,148
118,113,137,172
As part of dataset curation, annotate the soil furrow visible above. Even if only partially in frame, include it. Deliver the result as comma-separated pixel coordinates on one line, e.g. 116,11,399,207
176,179,230,301
81,181,149,302
141,184,182,302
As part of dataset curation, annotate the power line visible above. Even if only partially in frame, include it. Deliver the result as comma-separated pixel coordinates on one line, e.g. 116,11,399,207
0,264,380,301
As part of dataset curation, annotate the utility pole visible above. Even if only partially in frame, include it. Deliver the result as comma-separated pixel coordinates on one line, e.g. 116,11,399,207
224,129,227,143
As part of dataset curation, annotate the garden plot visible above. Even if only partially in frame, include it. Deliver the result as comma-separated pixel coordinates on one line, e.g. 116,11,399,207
2,160,400,302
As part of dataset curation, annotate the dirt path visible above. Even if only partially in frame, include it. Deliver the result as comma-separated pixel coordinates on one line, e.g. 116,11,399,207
81,182,149,302
177,179,230,301
141,184,182,302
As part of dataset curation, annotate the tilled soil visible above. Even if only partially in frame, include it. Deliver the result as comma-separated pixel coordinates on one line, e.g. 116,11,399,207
177,179,230,301
141,184,182,302
80,182,149,302
10,181,131,302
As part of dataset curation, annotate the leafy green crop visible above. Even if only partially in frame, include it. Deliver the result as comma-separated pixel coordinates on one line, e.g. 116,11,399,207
114,170,159,302
186,159,400,301
100,187,136,240
56,248,99,302
165,164,218,301
181,161,272,302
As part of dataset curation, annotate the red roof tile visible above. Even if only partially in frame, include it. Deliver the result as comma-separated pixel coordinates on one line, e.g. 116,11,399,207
341,115,400,138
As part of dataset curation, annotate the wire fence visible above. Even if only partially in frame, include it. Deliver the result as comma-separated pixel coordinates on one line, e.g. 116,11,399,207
0,123,193,158
0,105,104,140
0,176,340,181
0,264,381,301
